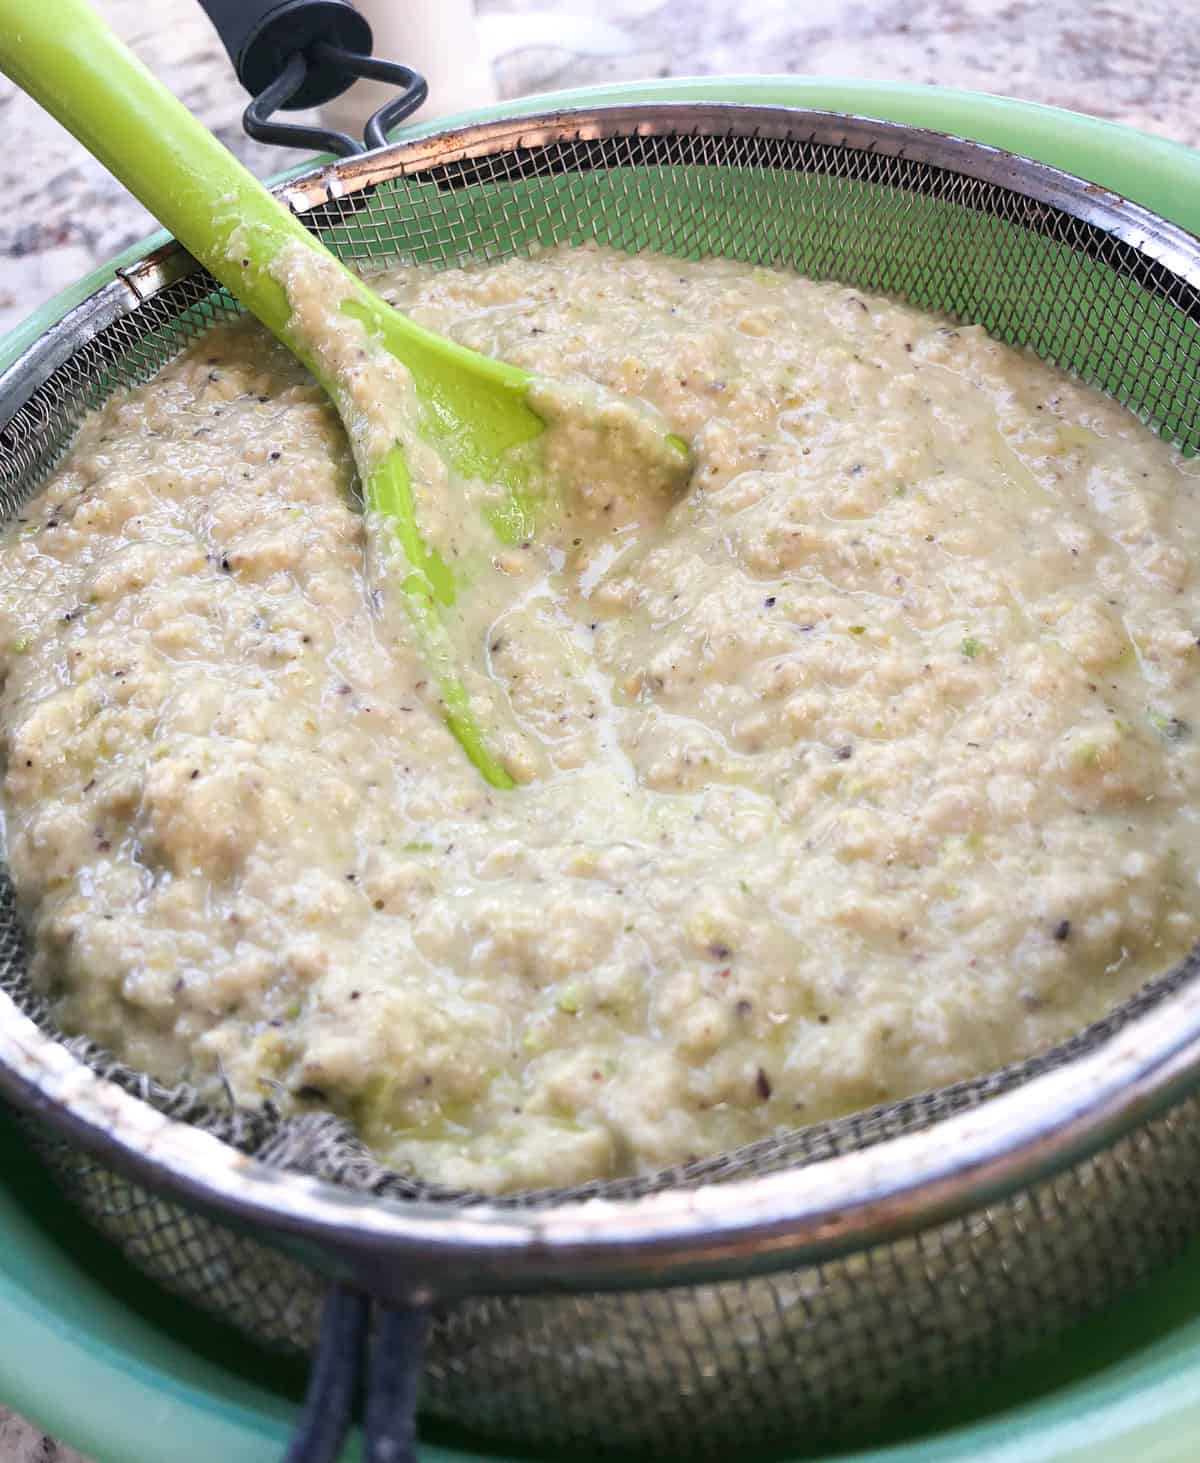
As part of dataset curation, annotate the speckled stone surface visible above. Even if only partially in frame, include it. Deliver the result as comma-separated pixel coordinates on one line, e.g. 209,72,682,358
0,0,1194,1457
3,0,1199,339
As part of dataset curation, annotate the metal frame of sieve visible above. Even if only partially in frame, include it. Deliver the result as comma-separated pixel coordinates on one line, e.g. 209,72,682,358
4,105,1200,1459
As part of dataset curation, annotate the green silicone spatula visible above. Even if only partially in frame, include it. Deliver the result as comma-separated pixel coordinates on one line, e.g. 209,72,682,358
0,0,690,788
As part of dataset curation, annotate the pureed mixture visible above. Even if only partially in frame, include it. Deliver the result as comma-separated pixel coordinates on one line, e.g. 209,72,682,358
1,245,1197,1193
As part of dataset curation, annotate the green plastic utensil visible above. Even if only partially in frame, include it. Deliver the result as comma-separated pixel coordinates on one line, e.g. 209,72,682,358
0,0,688,789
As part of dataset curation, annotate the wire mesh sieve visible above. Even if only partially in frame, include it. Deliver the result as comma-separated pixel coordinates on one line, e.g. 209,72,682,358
4,104,1200,1458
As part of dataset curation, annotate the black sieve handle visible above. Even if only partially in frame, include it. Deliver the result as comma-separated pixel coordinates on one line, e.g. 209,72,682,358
283,1283,368,1463
364,1303,433,1463
194,0,428,155
282,1285,432,1463
197,0,372,111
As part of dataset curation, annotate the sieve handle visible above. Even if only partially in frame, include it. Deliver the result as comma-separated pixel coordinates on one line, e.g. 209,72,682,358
283,1283,369,1463
196,0,372,111
364,1303,433,1463
194,0,429,154
283,1287,431,1463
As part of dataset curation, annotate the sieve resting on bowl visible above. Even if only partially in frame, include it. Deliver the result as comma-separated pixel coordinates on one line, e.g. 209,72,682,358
3,103,1200,1462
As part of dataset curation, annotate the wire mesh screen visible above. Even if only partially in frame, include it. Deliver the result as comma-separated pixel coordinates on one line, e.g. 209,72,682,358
23,1077,1200,1455
4,110,1200,1455
7,119,1200,510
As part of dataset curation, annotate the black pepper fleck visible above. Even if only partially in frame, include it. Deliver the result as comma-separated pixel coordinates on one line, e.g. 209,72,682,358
1053,920,1072,941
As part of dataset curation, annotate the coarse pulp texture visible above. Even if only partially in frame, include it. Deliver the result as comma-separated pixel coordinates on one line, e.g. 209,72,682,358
0,244,1197,1194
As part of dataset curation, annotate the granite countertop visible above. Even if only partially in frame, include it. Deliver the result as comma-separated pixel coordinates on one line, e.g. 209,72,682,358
0,0,1196,1458
3,0,1199,339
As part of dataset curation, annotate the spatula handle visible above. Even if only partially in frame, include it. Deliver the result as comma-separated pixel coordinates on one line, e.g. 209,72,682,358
0,0,338,375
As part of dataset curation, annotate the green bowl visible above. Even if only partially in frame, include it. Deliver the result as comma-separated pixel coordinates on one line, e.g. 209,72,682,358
5,75,1200,1463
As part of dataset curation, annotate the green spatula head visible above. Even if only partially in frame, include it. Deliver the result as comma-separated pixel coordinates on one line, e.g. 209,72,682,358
0,0,691,787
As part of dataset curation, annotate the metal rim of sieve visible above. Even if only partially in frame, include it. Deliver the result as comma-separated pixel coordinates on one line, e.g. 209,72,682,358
3,102,1200,1301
